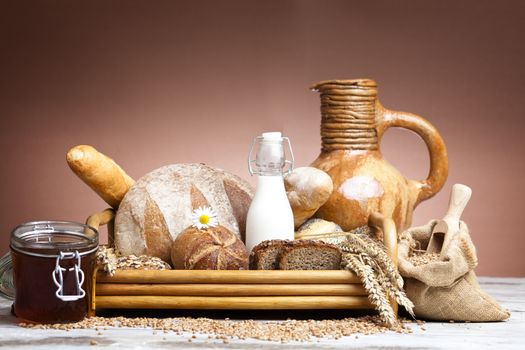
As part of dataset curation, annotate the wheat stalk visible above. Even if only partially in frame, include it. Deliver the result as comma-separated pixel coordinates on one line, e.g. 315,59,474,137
342,252,398,327
353,233,404,289
359,253,415,318
339,236,404,289
326,228,417,326
288,227,414,327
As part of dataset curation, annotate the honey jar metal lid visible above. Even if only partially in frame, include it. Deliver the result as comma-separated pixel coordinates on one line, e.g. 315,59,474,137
10,221,98,258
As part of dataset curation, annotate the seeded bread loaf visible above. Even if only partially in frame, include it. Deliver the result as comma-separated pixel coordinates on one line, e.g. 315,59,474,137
249,239,341,270
115,163,254,263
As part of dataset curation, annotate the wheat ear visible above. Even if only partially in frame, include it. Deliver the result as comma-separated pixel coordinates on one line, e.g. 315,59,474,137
353,233,405,289
359,253,415,318
342,252,398,327
339,237,404,289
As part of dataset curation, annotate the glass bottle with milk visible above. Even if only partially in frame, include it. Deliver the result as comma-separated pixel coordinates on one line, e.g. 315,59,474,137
246,132,294,252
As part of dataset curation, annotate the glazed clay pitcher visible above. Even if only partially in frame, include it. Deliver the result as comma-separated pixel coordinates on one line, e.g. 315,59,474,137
310,79,448,231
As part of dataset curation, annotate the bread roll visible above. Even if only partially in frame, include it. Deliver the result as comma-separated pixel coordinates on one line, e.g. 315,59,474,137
171,225,249,270
284,167,333,228
67,145,134,208
295,218,343,238
115,163,254,263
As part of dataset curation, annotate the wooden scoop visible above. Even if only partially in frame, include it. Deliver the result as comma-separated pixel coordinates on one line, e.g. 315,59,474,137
426,184,472,256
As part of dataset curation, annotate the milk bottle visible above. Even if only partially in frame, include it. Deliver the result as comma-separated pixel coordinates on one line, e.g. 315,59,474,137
246,132,294,252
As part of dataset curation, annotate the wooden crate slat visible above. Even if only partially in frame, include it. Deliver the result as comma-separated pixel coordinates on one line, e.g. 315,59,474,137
96,283,367,296
96,270,360,284
95,295,373,310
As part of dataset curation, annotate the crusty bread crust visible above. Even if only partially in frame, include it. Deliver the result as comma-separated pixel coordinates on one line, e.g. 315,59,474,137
249,240,290,270
284,167,333,228
171,225,248,270
67,145,135,208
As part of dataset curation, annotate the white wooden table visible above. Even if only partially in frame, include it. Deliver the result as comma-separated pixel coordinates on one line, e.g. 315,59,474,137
0,277,523,349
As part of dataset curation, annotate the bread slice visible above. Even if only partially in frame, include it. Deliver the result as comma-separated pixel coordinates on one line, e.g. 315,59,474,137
249,240,289,270
250,239,342,270
278,240,341,270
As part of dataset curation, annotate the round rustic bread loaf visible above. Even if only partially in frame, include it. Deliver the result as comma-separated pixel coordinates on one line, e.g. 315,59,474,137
114,163,254,263
171,225,249,270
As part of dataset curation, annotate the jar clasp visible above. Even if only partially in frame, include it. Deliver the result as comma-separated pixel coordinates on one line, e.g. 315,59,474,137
52,251,86,301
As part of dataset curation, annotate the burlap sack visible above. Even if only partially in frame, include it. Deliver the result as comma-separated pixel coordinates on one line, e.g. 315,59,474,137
398,220,510,321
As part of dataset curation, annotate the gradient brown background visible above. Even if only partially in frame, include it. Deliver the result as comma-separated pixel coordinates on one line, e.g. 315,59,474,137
1,0,524,276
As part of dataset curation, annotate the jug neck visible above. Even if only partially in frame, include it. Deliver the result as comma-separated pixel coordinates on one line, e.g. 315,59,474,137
312,79,379,152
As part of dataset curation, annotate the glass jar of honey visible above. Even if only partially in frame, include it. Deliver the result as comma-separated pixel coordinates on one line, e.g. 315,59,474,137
10,221,98,323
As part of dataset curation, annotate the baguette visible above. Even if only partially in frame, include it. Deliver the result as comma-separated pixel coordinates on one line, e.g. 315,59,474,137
67,145,135,208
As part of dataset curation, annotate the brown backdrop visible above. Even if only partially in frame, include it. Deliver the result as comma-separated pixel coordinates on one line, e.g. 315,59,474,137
1,0,524,276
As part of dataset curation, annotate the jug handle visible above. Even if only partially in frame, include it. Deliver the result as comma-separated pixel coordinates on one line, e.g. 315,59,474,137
377,104,449,204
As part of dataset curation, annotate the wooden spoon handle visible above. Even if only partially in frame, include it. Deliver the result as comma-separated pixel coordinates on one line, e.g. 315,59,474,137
443,184,472,232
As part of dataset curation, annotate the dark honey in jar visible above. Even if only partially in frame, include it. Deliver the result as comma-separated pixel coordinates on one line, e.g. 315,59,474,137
10,221,98,323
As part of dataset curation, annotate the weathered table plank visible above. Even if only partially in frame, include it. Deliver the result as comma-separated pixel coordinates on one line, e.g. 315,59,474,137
0,277,523,349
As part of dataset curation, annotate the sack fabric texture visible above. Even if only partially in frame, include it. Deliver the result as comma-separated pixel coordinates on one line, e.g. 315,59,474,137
398,220,510,322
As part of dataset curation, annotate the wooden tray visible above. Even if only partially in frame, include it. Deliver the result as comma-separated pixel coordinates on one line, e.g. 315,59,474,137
86,210,398,315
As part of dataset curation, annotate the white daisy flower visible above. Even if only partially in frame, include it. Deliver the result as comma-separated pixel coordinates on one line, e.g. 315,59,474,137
191,206,219,230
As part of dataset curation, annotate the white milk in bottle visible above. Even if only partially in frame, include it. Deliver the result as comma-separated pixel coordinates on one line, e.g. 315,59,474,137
246,132,294,252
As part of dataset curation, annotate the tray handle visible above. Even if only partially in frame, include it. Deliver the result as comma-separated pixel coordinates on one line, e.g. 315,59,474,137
86,208,115,318
367,212,397,268
368,212,398,314
86,208,116,245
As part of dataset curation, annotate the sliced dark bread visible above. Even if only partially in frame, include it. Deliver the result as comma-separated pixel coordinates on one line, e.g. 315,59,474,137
278,240,341,270
250,239,342,270
249,240,290,270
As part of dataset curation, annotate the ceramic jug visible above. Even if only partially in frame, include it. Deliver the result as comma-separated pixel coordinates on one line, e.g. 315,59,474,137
310,79,448,231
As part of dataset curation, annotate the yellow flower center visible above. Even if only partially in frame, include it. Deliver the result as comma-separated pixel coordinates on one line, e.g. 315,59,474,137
199,215,210,225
